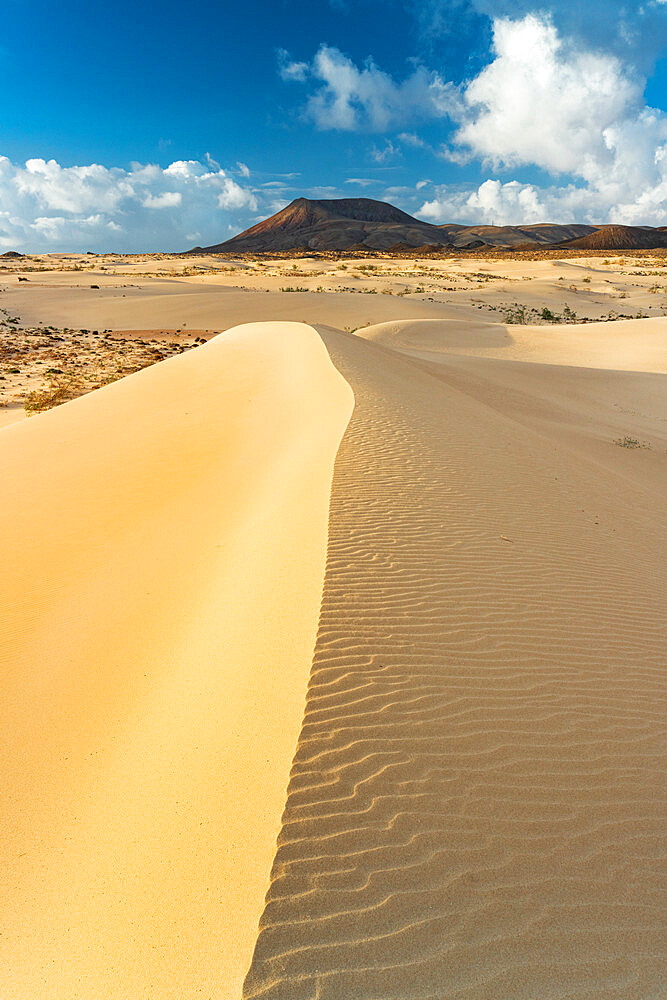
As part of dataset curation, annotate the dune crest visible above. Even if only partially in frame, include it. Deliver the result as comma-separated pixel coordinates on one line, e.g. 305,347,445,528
359,316,667,372
0,322,353,998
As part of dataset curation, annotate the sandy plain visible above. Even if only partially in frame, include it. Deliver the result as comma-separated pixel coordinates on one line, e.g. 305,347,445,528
0,250,665,999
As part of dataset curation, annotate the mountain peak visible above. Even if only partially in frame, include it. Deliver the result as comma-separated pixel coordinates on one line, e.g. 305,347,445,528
286,197,421,225
198,196,447,253
192,196,665,254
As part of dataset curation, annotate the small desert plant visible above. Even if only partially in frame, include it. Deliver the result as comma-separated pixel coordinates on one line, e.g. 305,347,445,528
501,303,528,324
614,436,649,449
24,373,85,414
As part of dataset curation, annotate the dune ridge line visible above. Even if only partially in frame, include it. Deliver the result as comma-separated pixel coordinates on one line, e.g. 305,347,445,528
0,321,353,999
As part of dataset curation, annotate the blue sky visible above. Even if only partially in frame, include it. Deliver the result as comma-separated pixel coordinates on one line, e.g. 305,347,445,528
1,0,666,250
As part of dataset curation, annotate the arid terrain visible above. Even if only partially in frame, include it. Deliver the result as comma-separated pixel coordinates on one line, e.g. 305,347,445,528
0,247,665,999
1,248,666,424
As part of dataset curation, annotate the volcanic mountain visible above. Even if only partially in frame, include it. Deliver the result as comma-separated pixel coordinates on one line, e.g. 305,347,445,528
193,197,666,253
197,198,453,253
555,225,667,250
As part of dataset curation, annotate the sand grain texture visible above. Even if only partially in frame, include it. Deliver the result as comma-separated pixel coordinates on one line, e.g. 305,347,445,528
2,259,665,999
243,328,666,999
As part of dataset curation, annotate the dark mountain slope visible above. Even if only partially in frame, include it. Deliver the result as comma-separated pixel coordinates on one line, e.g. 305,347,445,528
557,225,667,250
192,198,665,254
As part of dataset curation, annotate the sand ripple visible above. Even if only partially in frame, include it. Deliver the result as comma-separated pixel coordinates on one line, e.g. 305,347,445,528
244,330,666,999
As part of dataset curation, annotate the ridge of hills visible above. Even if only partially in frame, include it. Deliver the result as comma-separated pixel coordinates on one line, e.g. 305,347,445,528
191,197,667,254
554,224,667,250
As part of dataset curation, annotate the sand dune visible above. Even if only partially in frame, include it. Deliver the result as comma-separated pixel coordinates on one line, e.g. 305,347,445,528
243,328,666,998
0,322,352,998
2,278,665,998
360,316,667,372
4,253,666,360
1,278,452,334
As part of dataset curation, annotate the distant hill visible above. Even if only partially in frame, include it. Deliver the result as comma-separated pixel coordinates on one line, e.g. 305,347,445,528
446,223,595,248
0,251,24,259
192,198,666,254
556,225,667,250
200,198,453,253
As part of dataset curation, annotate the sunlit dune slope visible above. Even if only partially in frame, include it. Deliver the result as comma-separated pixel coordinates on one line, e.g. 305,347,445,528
0,322,353,999
359,316,667,372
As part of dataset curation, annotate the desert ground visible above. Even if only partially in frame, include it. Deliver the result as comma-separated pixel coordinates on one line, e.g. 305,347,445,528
1,249,666,425
1,250,665,998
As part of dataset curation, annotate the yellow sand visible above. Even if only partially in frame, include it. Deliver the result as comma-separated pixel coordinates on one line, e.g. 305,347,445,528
5,252,666,339
244,326,667,1000
0,322,353,999
0,407,25,428
359,316,667,372
1,253,666,998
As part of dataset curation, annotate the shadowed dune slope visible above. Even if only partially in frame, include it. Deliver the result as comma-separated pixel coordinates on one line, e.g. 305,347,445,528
243,328,666,1000
0,323,353,999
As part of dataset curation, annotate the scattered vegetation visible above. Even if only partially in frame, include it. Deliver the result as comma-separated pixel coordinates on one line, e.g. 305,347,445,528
501,303,529,324
491,300,650,325
614,436,650,449
0,317,204,415
24,373,86,413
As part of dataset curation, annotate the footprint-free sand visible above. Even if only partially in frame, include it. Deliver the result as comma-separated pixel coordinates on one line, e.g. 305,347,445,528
1,257,665,998
245,327,666,998
0,322,352,998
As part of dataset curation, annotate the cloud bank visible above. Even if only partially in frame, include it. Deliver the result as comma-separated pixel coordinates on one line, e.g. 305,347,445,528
422,15,667,224
285,14,667,225
0,157,257,252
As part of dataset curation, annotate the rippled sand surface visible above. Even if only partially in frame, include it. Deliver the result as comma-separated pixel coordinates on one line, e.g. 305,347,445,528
244,328,666,999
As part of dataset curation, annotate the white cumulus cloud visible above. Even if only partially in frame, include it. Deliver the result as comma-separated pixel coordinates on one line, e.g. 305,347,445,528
143,191,182,209
452,15,642,177
421,14,667,223
0,157,258,251
285,15,666,224
280,44,460,131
